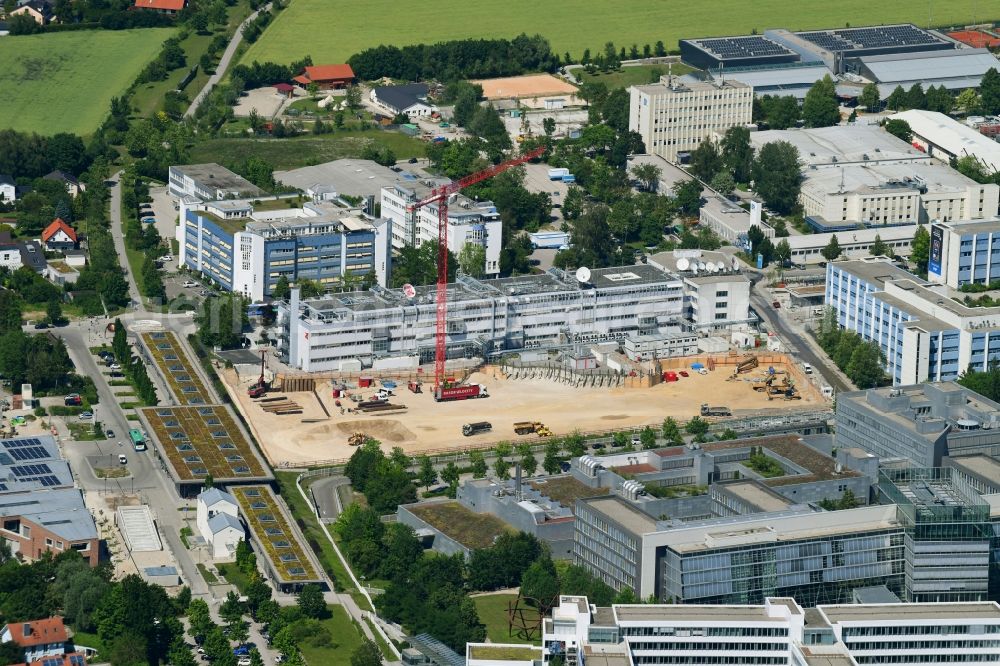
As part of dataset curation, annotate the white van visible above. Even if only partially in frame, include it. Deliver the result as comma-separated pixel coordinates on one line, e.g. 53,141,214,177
821,386,834,398
118,454,127,465
802,363,813,375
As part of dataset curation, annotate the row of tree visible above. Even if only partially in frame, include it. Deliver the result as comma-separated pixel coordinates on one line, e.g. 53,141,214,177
112,318,159,405
348,34,561,81
690,133,801,216
815,308,887,389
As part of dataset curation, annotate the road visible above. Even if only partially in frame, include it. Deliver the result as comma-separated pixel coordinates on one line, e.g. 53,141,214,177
108,173,144,310
749,278,852,394
186,4,272,118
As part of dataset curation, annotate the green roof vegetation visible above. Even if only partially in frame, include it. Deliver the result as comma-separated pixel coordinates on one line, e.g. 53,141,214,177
140,331,212,405
407,502,510,550
140,404,267,481
195,209,249,235
232,485,321,582
531,476,608,511
468,645,542,661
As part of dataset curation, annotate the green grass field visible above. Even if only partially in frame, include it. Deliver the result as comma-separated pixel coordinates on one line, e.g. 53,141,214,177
472,594,537,645
0,29,174,136
578,63,695,89
241,0,994,67
298,605,365,665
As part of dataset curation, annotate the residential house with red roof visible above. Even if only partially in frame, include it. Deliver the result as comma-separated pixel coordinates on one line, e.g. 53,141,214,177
293,64,355,90
133,0,186,14
0,618,70,664
41,219,77,252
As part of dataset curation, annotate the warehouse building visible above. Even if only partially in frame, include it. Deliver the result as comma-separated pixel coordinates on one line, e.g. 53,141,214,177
825,257,1000,384
275,159,440,209
177,197,391,300
276,265,686,372
679,34,800,70
628,79,753,162
784,23,955,72
892,109,1000,173
854,48,1000,96
540,594,1000,666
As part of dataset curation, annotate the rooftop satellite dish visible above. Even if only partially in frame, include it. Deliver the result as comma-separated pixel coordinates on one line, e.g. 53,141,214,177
403,283,416,298
575,266,592,283
731,256,740,271
697,262,707,272
676,258,690,272
691,264,699,275
710,262,720,273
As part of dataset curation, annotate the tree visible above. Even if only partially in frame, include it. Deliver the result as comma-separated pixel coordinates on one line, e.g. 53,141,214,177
870,234,889,257
219,590,245,626
910,224,930,274
883,118,912,143
661,417,682,445
926,85,953,114
0,291,22,333
710,171,736,197
752,141,800,215
543,441,561,475
981,68,1000,115
688,140,722,182
187,599,213,643
418,455,436,489
520,556,560,607
458,242,486,278
885,85,907,112
441,461,460,492
345,85,362,110
469,450,487,479
297,584,326,619
845,341,885,389
905,83,926,111
774,238,792,268
802,75,840,128
685,416,709,438
542,117,556,136
821,234,842,262
351,639,383,666
759,95,800,130
272,275,290,299
632,163,661,192
673,179,703,217
494,454,510,479
721,125,754,183
639,426,657,450
957,88,981,115
859,82,880,112
0,641,23,665
45,298,63,326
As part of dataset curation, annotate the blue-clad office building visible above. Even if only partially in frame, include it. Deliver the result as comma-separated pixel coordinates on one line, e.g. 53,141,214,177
826,257,1000,385
178,198,391,301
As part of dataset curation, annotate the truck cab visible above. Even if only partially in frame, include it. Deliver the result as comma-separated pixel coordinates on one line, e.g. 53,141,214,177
462,422,492,436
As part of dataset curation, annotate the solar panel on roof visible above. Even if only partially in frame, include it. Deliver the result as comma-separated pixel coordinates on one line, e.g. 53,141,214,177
38,475,61,487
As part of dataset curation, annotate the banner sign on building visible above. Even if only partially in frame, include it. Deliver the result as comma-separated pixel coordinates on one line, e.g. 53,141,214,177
929,224,943,276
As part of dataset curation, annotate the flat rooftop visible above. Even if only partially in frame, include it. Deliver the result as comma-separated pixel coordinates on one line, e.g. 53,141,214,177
941,217,1000,236
580,645,629,666
947,454,1000,486
406,501,511,550
296,264,680,315
703,434,859,487
750,126,929,167
803,161,979,196
275,159,443,198
581,496,659,536
614,604,786,623
172,163,265,197
819,602,1000,623
631,79,750,96
830,258,924,290
0,436,73,492
717,480,794,512
140,331,213,406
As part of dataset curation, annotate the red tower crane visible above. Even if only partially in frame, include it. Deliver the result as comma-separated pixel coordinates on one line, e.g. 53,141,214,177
410,146,545,392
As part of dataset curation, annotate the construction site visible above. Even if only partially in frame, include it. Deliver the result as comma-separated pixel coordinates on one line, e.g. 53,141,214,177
220,352,826,467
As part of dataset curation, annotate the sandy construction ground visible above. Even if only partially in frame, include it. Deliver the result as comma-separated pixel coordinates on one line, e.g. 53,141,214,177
222,363,825,466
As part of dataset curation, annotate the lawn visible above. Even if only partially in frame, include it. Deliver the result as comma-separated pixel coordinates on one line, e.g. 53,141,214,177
578,63,695,89
217,562,252,593
0,29,174,136
240,0,993,66
472,594,537,645
298,605,365,666
186,131,425,170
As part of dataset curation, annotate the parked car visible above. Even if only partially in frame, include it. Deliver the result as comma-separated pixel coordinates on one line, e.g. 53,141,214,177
33,322,49,329
64,394,82,406
772,301,781,309
631,433,641,447
238,659,251,666
108,363,121,370
592,442,605,450
161,254,173,262
118,454,127,465
679,370,689,377
79,411,94,420
141,217,156,224
110,371,124,378
183,281,198,288
106,429,115,439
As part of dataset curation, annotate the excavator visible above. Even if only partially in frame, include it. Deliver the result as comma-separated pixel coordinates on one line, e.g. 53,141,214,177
248,350,269,398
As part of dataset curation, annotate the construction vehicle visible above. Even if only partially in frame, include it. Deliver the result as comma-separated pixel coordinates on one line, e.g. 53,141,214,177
248,350,268,398
408,381,423,393
700,404,732,417
514,421,541,435
348,432,366,446
735,355,758,374
434,383,489,402
409,146,545,399
462,421,492,436
535,425,554,437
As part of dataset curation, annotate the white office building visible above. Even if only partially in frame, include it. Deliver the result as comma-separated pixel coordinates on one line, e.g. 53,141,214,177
647,250,753,330
540,594,1000,666
629,79,753,162
926,217,1000,288
381,184,503,277
276,264,687,372
167,163,265,201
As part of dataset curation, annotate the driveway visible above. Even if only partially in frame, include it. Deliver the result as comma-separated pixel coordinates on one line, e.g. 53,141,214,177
109,173,143,310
